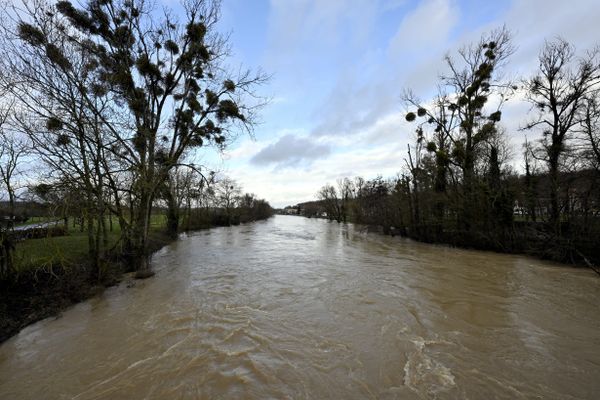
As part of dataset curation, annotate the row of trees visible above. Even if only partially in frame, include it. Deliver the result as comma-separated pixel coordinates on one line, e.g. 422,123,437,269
162,171,272,230
316,29,600,266
0,0,269,279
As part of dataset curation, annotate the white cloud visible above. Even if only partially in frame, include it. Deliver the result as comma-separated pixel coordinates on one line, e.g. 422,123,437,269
250,134,331,167
265,0,378,69
388,0,459,58
310,0,460,140
223,109,413,207
220,0,600,207
222,138,263,161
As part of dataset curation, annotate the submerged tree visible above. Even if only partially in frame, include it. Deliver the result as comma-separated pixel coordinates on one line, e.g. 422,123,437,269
337,178,353,223
162,164,213,238
522,138,538,222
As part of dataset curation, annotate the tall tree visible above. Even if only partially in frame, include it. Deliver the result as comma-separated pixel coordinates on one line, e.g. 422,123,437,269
8,0,265,275
337,178,353,223
216,177,241,225
405,28,514,231
162,164,212,238
0,100,23,277
579,94,600,174
523,138,538,222
524,39,600,232
0,103,28,227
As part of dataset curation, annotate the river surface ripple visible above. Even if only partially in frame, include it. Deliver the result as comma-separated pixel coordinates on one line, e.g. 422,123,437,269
1,215,599,399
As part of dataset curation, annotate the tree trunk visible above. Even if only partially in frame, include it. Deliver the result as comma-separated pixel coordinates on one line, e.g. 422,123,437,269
86,207,99,280
406,179,414,230
462,148,475,232
165,189,179,239
548,145,561,235
132,190,154,278
7,186,15,230
525,164,537,222
411,176,420,229
434,157,447,225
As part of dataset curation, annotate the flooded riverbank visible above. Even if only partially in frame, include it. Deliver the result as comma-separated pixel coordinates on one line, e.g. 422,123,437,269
1,215,598,399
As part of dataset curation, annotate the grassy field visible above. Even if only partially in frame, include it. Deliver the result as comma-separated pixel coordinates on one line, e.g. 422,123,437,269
1,214,172,343
14,214,168,270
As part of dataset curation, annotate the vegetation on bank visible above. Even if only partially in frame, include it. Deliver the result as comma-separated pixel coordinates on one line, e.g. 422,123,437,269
0,225,172,344
0,0,267,281
1,198,274,343
0,0,273,342
303,30,600,271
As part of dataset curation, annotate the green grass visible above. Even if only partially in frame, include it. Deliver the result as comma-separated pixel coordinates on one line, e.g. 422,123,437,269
15,232,102,269
14,214,169,270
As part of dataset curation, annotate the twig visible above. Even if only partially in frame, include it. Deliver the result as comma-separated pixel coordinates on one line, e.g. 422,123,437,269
575,249,600,276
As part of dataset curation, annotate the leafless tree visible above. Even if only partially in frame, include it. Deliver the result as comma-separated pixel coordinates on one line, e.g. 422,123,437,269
0,103,29,226
318,184,342,222
579,94,600,172
524,39,600,232
216,177,241,225
405,27,515,230
2,0,267,275
337,177,353,223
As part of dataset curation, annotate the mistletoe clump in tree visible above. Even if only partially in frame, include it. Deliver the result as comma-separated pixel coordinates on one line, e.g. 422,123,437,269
404,28,515,231
17,0,265,275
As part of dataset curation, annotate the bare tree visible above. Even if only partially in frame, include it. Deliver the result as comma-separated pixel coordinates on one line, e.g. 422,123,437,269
318,184,341,222
579,94,600,172
3,0,267,276
0,100,20,277
524,39,600,232
405,27,515,230
163,164,213,237
0,103,29,227
337,178,353,223
522,138,539,221
216,177,241,225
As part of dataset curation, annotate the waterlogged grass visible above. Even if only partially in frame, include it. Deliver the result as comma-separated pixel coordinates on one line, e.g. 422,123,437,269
14,214,168,270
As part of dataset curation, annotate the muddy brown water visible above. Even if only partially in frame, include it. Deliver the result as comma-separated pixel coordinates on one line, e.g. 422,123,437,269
1,215,599,399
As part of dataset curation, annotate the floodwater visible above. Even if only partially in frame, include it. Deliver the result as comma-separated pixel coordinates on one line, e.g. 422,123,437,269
1,215,599,399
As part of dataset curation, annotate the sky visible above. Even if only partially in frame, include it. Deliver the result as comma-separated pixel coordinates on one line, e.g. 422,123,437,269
176,0,600,208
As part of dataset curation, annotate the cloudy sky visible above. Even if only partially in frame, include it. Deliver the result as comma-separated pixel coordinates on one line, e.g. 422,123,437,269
188,0,600,208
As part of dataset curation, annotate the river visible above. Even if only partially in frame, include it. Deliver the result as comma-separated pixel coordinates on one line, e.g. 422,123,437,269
1,215,599,399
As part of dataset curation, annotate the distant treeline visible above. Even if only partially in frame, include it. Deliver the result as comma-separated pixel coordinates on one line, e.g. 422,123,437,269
166,175,274,231
304,29,600,269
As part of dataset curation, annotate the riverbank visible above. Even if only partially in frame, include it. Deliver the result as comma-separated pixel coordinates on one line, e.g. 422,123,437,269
0,229,173,343
390,222,600,274
0,212,274,343
307,213,600,274
285,214,600,274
